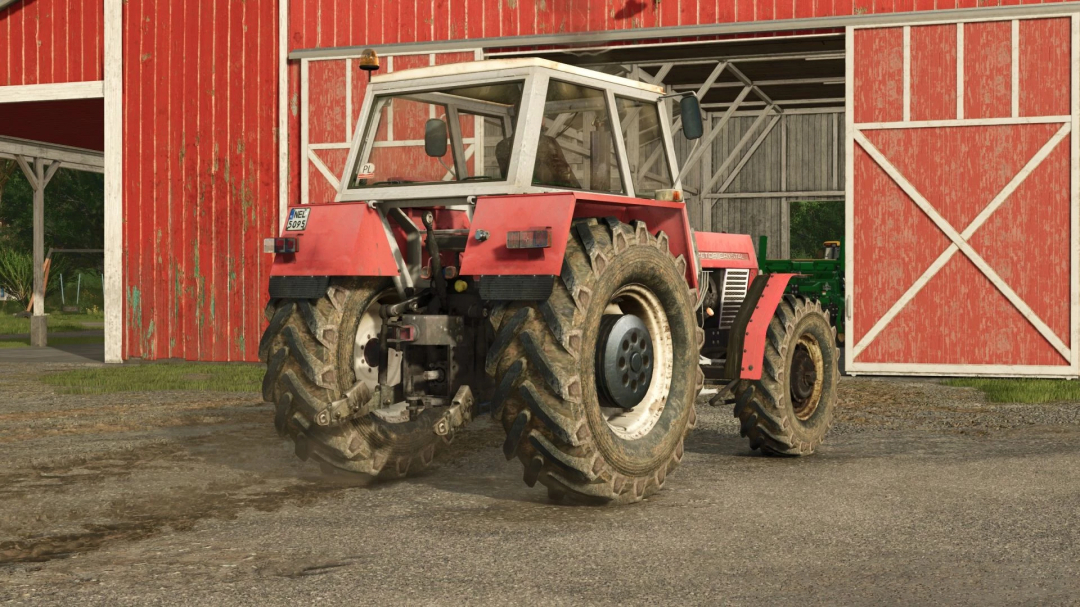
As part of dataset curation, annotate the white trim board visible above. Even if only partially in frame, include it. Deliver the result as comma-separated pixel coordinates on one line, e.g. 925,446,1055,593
846,363,1076,377
857,116,1071,129
1071,13,1080,372
103,0,122,364
844,25,856,377
848,9,1080,30
278,0,289,233
0,81,104,103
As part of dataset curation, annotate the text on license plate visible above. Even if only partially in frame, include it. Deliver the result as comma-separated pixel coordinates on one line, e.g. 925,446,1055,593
286,208,310,231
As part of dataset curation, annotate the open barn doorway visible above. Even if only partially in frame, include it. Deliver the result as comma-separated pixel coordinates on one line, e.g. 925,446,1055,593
487,33,847,262
0,98,107,362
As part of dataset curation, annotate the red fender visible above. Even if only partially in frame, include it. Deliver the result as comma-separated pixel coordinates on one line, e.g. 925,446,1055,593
739,273,797,381
460,192,699,289
271,202,399,277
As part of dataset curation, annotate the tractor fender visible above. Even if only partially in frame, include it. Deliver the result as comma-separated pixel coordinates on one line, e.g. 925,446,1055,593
458,194,577,277
459,192,700,289
270,202,399,278
724,273,797,381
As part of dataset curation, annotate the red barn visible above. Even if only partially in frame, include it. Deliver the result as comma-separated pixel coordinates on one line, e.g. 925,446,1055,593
0,0,1077,378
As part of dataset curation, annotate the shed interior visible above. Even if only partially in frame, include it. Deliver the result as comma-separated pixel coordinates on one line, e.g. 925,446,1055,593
491,32,847,259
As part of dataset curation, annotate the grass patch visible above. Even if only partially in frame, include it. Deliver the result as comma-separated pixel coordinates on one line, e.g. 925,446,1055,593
0,335,104,348
41,363,264,395
0,313,104,336
943,378,1080,404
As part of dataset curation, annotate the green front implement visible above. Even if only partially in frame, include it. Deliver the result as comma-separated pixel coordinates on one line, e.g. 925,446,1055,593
757,236,845,343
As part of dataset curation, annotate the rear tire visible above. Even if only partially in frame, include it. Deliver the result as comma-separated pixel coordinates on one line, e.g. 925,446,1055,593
732,296,838,456
260,278,444,479
488,218,704,504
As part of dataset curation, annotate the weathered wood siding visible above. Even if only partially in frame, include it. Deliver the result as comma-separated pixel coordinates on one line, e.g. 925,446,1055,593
703,112,844,259
121,0,281,361
0,0,103,86
285,1,1080,210
849,15,1078,376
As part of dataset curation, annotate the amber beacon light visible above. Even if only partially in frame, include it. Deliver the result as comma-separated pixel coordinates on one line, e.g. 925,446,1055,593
358,48,380,80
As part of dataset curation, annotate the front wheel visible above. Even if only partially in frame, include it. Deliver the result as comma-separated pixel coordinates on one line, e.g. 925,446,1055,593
732,296,838,455
488,218,704,504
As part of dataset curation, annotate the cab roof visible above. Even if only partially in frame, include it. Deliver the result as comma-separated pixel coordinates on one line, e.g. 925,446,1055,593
370,57,666,94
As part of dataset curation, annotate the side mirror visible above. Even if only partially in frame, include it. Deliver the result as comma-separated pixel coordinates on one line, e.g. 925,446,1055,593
680,96,704,140
425,119,449,157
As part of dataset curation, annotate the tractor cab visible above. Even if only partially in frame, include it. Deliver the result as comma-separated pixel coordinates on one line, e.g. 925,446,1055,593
337,57,703,205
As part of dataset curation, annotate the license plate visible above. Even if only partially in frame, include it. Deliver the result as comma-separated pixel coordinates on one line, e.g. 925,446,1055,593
286,208,310,232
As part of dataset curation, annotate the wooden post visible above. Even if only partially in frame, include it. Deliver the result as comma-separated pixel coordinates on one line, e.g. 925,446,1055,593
31,157,47,347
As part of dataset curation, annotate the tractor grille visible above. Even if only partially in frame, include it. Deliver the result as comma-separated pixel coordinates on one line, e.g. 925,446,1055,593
718,269,750,330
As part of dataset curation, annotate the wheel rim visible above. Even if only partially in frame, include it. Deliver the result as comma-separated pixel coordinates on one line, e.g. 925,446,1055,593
352,289,408,423
596,313,654,409
789,333,824,421
597,284,673,441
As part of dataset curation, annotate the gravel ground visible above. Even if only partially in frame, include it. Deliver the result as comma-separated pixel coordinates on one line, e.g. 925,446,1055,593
1,363,1079,605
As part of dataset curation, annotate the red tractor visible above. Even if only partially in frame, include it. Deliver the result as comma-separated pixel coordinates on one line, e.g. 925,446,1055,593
261,57,838,504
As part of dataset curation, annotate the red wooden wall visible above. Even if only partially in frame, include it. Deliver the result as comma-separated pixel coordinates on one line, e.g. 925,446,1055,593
284,0,1080,209
0,0,104,86
849,16,1075,373
121,0,280,361
285,0,1076,49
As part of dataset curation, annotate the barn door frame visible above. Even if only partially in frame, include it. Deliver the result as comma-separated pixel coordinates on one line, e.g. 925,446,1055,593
845,12,1080,378
297,48,484,206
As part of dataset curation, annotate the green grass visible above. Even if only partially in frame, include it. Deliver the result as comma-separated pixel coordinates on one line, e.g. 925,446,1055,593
943,378,1080,404
0,335,105,348
0,312,104,336
40,363,264,395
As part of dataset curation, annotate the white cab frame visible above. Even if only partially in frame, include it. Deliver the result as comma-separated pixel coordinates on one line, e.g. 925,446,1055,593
334,58,681,204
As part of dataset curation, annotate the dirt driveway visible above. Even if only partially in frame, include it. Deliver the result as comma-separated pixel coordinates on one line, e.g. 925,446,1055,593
2,363,1079,605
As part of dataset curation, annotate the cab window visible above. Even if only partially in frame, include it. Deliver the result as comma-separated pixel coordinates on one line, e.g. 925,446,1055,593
615,96,674,198
533,81,624,194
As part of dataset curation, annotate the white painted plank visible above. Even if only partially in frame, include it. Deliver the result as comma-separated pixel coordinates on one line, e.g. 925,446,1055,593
1072,13,1080,372
857,116,1070,129
307,150,342,192
846,362,1076,377
903,26,911,122
1012,19,1020,119
278,0,288,232
300,58,310,205
845,25,855,376
0,81,104,103
957,22,965,120
104,0,123,364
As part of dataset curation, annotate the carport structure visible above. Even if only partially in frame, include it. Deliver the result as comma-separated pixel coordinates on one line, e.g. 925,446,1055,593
0,134,104,346
0,0,119,359
290,3,1079,378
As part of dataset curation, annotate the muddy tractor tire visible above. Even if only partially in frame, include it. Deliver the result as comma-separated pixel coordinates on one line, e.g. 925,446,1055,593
260,279,445,479
732,296,838,456
488,218,704,504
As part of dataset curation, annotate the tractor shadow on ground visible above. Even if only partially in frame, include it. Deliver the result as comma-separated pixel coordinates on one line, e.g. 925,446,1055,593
401,417,562,505
682,428,758,458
